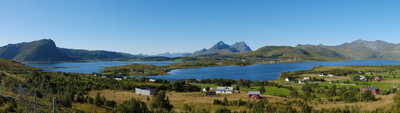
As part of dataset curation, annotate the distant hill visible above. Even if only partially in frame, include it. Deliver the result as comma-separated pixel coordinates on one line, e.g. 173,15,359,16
243,46,345,61
0,58,41,70
0,39,135,63
192,41,252,56
0,39,76,63
154,52,192,58
59,48,132,60
297,40,400,60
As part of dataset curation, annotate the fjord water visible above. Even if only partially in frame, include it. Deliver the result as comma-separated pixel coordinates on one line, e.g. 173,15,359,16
26,61,179,74
149,60,400,81
27,60,400,81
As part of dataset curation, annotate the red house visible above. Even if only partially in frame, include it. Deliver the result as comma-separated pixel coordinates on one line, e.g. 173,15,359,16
375,76,383,81
248,91,261,99
362,86,380,95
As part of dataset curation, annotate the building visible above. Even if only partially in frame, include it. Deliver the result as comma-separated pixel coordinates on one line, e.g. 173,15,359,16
375,76,383,81
135,86,156,95
285,77,294,82
248,91,261,99
114,77,124,80
319,72,326,77
303,77,310,81
216,87,234,94
360,75,366,81
362,86,380,95
149,78,156,82
328,74,334,77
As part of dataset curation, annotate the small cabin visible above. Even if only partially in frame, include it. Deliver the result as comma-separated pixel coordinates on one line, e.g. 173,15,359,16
319,72,326,77
248,91,261,99
303,77,310,81
362,86,380,95
375,76,383,81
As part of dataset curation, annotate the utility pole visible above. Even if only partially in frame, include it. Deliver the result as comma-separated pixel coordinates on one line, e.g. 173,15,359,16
18,82,22,104
25,90,29,113
53,97,57,113
34,90,37,113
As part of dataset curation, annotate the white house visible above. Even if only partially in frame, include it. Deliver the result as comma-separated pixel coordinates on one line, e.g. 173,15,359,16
149,78,156,82
303,77,310,81
114,77,125,80
360,75,366,81
319,73,326,77
135,86,156,95
216,87,234,94
328,74,334,77
285,77,294,82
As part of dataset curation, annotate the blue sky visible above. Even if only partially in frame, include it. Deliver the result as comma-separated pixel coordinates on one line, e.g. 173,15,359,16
1,0,400,55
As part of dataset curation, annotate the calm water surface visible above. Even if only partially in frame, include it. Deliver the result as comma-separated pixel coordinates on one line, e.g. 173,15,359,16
27,60,400,81
148,60,400,81
26,61,178,74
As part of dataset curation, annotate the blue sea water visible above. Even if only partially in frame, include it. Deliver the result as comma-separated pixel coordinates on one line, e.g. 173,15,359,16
27,60,400,81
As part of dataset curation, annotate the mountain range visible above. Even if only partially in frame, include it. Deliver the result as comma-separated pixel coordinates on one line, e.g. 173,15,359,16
2,39,400,63
192,41,252,56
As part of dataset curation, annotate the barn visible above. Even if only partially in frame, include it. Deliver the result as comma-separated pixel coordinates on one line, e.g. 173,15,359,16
362,86,380,95
135,86,156,95
248,91,261,99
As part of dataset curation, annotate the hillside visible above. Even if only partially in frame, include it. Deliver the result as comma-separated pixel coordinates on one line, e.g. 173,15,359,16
0,39,76,63
59,48,132,60
0,58,40,70
243,46,345,62
297,40,400,60
0,39,135,63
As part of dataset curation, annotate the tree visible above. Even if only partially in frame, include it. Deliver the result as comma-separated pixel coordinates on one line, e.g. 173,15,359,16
115,98,149,113
392,90,400,112
94,92,102,106
151,90,173,111
235,85,240,90
326,85,336,97
252,100,265,113
341,90,358,103
290,90,299,98
300,104,313,113
361,89,375,102
258,85,266,94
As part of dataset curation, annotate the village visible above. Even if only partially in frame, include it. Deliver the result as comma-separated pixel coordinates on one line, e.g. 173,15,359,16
83,65,400,112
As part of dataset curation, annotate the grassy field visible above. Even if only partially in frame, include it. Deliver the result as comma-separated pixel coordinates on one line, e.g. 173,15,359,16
88,89,295,112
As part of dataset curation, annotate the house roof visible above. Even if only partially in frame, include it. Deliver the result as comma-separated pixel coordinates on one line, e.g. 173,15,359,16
362,86,380,91
248,91,260,95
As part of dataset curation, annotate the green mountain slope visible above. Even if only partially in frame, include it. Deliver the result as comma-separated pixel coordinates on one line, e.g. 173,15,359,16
0,39,135,63
59,48,131,60
0,39,76,63
243,46,344,61
0,58,41,70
